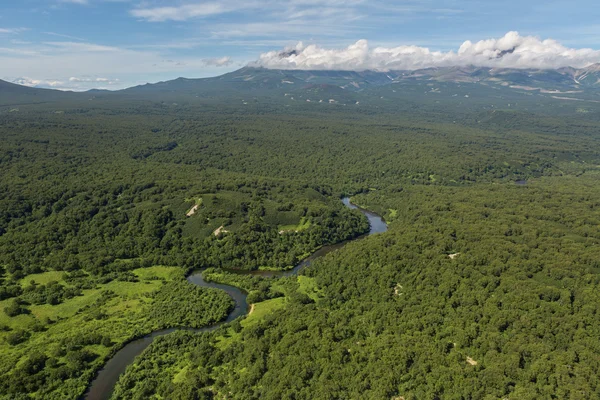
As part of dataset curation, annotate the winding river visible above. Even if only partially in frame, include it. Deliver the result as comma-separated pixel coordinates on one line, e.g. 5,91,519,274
84,198,387,400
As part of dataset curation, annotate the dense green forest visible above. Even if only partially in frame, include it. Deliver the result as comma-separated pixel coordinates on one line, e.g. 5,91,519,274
1,80,600,399
111,175,600,400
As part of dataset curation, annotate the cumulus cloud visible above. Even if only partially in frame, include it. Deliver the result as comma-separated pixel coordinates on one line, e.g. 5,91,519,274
254,32,600,71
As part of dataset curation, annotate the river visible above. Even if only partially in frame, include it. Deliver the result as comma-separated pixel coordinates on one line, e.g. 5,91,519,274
84,197,387,400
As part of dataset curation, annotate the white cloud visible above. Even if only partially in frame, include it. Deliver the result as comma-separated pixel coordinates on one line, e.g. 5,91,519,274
13,76,120,91
69,76,119,84
43,31,86,41
0,47,40,56
0,28,28,34
59,0,89,4
129,0,365,23
209,22,350,39
1,39,235,90
44,41,121,52
130,2,233,22
12,76,122,91
201,56,232,67
254,31,600,71
12,77,65,88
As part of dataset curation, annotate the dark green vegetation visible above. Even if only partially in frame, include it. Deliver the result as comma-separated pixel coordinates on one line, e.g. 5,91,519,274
1,67,600,399
111,176,600,400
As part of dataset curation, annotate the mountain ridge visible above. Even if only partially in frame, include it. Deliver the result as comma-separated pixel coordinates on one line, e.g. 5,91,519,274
2,63,600,94
2,64,600,108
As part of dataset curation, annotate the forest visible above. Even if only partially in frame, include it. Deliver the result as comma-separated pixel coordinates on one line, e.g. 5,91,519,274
1,83,600,399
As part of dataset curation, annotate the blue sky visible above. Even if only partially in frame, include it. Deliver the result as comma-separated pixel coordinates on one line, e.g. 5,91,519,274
1,0,599,90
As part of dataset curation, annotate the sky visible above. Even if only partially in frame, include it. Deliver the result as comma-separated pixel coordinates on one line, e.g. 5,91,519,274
1,0,600,90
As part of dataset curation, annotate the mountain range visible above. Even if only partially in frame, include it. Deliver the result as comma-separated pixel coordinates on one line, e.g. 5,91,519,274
2,64,600,108
120,64,600,94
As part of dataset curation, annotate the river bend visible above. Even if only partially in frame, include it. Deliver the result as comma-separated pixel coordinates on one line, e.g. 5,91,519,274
84,197,386,400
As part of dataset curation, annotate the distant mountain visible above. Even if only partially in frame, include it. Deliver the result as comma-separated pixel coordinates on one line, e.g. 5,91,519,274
570,63,600,87
0,79,77,105
394,64,600,91
216,64,600,92
0,79,56,94
2,64,600,106
117,67,363,103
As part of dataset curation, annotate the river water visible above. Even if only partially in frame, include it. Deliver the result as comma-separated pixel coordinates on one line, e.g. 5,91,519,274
84,197,386,400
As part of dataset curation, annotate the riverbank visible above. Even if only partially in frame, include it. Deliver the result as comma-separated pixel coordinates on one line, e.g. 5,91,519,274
84,197,387,400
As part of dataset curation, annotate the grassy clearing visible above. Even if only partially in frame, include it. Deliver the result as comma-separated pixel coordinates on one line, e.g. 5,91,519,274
297,276,323,302
133,265,183,281
278,217,311,233
17,269,174,328
172,365,191,383
4,268,180,330
0,266,188,398
18,271,67,287
0,304,35,329
29,289,103,322
214,297,287,350
184,197,203,207
242,297,286,328
214,329,241,350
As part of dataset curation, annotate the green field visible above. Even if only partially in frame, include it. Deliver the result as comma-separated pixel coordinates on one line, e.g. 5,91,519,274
278,217,311,233
0,266,233,399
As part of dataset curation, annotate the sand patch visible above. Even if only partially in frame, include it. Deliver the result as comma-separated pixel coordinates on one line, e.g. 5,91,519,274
186,204,199,217
466,357,478,366
213,225,229,236
393,284,403,296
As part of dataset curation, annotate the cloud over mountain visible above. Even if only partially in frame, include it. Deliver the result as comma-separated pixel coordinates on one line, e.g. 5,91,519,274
254,32,600,71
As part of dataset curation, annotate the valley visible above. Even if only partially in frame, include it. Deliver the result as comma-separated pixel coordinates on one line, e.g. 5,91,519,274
1,66,600,399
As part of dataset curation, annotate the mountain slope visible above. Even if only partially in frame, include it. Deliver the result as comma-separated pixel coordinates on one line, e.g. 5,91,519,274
119,64,600,98
2,64,600,107
0,79,77,105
